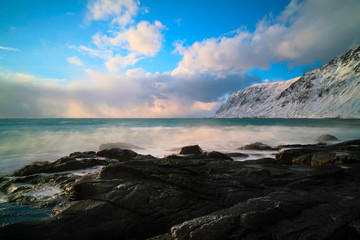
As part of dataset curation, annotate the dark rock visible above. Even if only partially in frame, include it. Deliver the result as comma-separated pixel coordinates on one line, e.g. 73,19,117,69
12,161,50,176
293,151,360,166
240,142,273,150
164,154,206,160
335,139,360,147
225,152,249,158
132,154,156,160
276,149,309,165
99,142,145,151
206,151,233,160
241,168,270,187
242,157,277,165
316,134,339,142
170,192,319,240
96,148,138,160
3,139,360,240
276,139,360,165
12,156,110,176
277,143,324,149
349,219,360,233
69,151,96,158
179,145,203,154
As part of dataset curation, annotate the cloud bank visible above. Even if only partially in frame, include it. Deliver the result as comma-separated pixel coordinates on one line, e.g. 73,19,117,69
0,70,257,117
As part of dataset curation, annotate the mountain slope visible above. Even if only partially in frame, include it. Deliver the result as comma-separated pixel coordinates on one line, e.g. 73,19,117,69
215,45,360,118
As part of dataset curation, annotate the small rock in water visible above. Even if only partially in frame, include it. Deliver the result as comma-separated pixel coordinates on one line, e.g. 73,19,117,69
99,142,145,151
315,134,339,142
179,145,203,154
240,142,272,150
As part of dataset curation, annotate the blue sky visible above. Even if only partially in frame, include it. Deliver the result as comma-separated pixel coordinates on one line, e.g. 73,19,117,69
0,0,359,117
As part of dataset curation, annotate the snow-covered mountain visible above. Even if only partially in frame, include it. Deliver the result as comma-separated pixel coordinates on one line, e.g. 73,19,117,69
215,45,360,118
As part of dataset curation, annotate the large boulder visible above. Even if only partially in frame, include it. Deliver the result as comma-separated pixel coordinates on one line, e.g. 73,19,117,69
316,134,339,142
179,145,203,154
240,142,272,150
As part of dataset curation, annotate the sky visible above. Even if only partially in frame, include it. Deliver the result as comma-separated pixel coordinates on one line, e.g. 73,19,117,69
0,0,359,118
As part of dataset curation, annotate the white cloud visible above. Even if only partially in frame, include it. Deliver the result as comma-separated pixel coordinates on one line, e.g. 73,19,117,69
126,21,165,56
80,20,166,72
82,1,166,72
67,56,84,66
173,0,360,77
79,45,113,59
105,53,142,71
0,46,20,51
87,0,139,26
99,20,166,56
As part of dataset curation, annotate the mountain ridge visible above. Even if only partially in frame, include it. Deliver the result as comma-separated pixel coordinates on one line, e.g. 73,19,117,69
215,45,360,118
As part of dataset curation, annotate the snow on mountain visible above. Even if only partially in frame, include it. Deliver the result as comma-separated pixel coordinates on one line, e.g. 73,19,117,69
215,45,360,118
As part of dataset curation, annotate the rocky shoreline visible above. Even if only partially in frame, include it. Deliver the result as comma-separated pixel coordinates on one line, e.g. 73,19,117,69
1,138,360,239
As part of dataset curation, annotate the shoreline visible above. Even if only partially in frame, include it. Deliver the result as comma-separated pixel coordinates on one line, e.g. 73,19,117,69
1,138,360,239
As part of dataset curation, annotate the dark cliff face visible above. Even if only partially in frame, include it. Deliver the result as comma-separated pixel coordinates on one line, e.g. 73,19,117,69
215,45,360,118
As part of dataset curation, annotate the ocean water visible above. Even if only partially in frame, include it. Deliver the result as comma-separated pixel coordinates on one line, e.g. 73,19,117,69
0,118,360,175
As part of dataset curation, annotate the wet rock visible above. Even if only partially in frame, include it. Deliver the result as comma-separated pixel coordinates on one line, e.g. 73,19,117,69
225,152,249,158
277,143,324,149
132,154,156,160
240,142,273,150
96,148,138,160
241,168,270,187
69,151,96,158
276,149,311,165
99,142,145,151
293,151,360,166
12,156,110,176
241,157,277,165
3,139,360,240
179,145,203,154
170,192,318,240
316,134,339,142
349,219,360,233
164,154,206,160
278,139,360,167
206,151,233,160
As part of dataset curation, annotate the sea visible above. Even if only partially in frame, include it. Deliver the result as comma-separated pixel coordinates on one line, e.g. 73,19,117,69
1,118,360,175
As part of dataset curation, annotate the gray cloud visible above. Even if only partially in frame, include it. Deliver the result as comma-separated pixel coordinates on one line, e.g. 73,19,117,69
152,73,259,102
0,71,259,118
